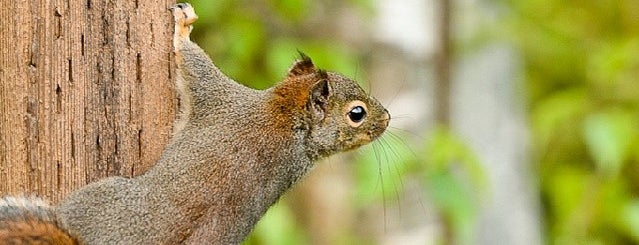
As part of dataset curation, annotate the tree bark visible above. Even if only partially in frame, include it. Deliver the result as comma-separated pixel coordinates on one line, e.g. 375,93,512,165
0,0,176,203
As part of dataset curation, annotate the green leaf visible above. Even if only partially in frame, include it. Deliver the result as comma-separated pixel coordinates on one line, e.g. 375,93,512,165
427,172,477,244
583,110,635,177
423,127,487,190
531,88,588,153
586,39,639,102
545,166,592,240
271,0,309,22
243,203,308,245
622,200,639,243
420,127,487,244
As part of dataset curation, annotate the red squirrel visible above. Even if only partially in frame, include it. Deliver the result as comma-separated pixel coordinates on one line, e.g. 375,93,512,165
0,3,389,244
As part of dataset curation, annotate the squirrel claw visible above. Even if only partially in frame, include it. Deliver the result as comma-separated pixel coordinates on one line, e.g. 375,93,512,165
168,3,187,11
172,3,197,25
175,3,189,9
172,3,198,39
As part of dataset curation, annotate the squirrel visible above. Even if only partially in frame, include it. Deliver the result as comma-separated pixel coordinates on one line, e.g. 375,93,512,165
0,3,389,244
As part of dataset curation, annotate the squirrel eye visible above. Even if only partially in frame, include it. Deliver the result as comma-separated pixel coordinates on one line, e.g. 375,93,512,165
344,100,368,127
348,106,367,123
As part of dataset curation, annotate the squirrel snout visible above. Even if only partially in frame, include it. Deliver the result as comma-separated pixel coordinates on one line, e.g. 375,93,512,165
382,109,390,127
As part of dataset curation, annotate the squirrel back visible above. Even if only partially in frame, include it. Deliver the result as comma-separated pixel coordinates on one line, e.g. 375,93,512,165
0,197,77,244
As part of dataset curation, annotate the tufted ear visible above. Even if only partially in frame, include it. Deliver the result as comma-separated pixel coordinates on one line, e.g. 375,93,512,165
287,51,316,77
307,79,332,121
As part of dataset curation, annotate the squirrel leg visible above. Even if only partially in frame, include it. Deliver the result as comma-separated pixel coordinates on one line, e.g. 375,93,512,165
170,3,241,131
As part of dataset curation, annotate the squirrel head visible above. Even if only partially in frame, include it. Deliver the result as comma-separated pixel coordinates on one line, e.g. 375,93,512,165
270,53,390,160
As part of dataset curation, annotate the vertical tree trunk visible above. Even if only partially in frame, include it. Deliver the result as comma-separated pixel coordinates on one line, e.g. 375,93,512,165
0,0,176,203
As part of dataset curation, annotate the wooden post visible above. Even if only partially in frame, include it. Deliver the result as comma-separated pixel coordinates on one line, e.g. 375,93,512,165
0,0,177,203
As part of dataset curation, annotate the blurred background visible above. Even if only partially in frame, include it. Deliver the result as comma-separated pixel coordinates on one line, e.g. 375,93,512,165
187,0,639,244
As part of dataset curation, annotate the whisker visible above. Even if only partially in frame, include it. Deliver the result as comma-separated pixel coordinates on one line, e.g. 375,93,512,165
372,142,388,233
385,130,421,160
353,60,365,93
388,114,415,120
380,133,432,222
380,136,409,184
381,134,403,156
379,137,404,219
388,127,425,141
353,62,372,97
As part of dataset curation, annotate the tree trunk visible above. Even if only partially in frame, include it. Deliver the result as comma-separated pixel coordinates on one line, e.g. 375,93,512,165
0,0,176,203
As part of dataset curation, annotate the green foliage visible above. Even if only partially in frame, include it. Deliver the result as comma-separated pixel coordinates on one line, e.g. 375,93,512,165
584,110,636,177
354,136,414,206
180,0,639,244
421,127,487,244
242,203,310,245
500,0,639,243
189,0,362,90
356,127,487,244
270,0,310,21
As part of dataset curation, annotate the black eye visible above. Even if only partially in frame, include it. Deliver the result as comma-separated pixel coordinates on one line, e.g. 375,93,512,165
348,106,367,123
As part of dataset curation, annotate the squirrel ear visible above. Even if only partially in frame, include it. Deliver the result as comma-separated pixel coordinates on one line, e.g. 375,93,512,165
308,79,332,121
288,51,316,77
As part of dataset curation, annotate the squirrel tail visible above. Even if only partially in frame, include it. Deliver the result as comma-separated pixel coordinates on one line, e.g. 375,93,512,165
0,196,77,244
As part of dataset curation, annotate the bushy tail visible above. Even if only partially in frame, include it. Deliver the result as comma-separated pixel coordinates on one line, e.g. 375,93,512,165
0,196,77,245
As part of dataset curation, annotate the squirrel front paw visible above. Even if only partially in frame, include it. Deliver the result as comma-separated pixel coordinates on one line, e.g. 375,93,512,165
172,3,198,39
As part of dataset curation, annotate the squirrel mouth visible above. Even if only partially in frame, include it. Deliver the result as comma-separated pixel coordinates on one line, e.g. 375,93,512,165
370,116,390,140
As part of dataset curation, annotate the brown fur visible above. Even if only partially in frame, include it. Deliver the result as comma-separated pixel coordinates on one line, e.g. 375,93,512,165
0,219,77,245
0,197,77,245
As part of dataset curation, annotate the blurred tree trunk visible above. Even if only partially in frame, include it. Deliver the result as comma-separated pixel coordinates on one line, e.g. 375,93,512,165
0,0,176,203
435,0,451,126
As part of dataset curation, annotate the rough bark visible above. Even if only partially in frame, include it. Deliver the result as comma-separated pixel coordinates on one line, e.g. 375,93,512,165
0,0,176,203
